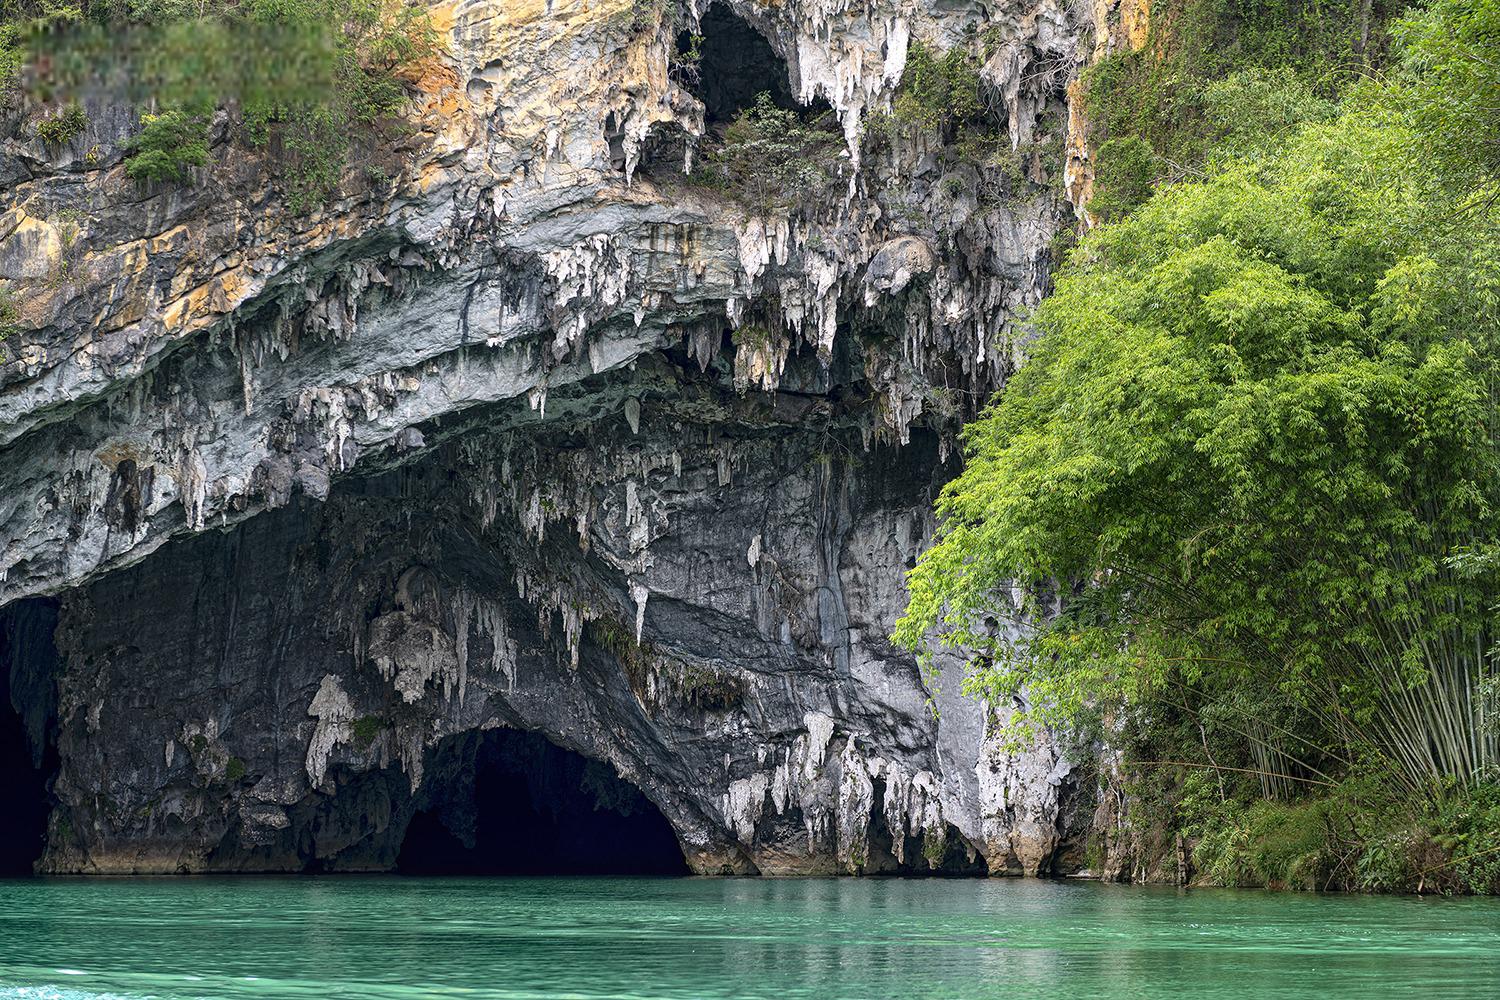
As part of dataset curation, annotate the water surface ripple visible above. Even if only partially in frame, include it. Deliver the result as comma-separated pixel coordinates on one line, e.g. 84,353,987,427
1,877,1496,999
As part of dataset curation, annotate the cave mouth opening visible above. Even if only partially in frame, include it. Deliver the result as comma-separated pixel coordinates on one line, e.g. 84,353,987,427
682,3,799,127
0,599,60,876
397,729,687,876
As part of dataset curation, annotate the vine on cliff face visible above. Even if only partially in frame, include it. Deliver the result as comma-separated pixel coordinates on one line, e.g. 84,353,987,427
0,286,19,361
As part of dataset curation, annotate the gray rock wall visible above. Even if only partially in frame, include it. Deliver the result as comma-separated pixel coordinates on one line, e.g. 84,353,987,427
0,0,1096,875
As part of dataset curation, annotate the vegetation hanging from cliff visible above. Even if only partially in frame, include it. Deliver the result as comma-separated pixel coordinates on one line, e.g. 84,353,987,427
3,0,431,204
898,0,1499,889
881,39,985,141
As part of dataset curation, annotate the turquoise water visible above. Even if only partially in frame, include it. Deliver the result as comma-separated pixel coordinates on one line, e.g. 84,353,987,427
1,877,1497,999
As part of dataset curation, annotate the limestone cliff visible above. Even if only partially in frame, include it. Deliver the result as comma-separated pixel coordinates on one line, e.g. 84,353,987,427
0,0,1097,875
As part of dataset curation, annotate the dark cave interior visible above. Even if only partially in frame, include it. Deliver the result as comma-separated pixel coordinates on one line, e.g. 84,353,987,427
683,3,799,126
0,599,58,875
397,728,687,876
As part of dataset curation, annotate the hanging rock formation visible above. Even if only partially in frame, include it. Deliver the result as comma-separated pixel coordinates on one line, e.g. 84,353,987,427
0,0,1100,875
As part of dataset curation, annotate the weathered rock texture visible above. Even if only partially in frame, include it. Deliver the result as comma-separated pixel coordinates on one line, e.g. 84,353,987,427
1063,0,1152,222
0,0,1100,875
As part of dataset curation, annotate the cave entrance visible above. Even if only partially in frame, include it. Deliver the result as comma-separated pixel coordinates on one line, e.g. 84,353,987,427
683,3,798,126
0,599,59,875
397,729,687,875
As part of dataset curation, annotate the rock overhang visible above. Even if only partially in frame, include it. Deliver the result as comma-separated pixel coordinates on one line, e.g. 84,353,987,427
0,0,1094,878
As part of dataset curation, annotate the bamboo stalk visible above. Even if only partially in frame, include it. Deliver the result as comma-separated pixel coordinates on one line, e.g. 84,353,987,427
1126,759,1337,787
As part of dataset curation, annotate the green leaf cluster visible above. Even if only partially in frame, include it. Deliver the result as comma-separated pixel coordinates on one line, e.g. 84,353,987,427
1081,0,1408,215
1394,0,1500,194
0,284,19,360
123,108,208,181
888,40,984,138
33,100,86,144
1087,135,1156,222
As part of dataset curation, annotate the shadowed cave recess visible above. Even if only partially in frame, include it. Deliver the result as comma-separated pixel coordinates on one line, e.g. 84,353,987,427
2,367,1034,877
0,544,690,877
0,600,59,875
684,3,799,125
398,729,687,875
638,2,834,175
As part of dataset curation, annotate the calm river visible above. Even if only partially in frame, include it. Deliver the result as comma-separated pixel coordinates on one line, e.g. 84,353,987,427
1,876,1496,999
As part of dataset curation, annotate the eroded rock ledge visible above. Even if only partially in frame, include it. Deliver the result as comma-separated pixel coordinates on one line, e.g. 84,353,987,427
0,0,1099,875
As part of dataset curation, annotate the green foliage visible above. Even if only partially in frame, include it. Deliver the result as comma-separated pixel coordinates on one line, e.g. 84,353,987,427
1190,798,1333,889
0,285,19,360
351,715,383,749
896,45,1500,799
866,39,1056,202
1142,751,1500,892
1187,788,1422,892
1352,829,1423,890
1201,67,1338,162
1088,136,1157,222
630,0,679,31
889,40,984,138
731,322,774,351
124,108,209,181
592,617,654,685
702,92,843,216
33,101,87,145
6,0,431,202
275,104,347,212
676,662,744,712
224,756,248,782
1082,0,1408,203
1394,0,1500,194
873,39,1028,175
46,208,83,285
590,617,743,712
1431,784,1500,892
0,0,82,94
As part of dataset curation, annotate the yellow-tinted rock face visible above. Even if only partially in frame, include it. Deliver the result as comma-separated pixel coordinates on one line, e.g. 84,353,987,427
1066,0,1151,225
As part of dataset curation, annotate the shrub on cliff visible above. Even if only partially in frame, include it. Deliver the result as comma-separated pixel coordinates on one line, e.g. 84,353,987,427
888,40,984,139
865,39,1009,161
896,31,1500,802
124,108,209,181
701,92,843,216
33,101,87,145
